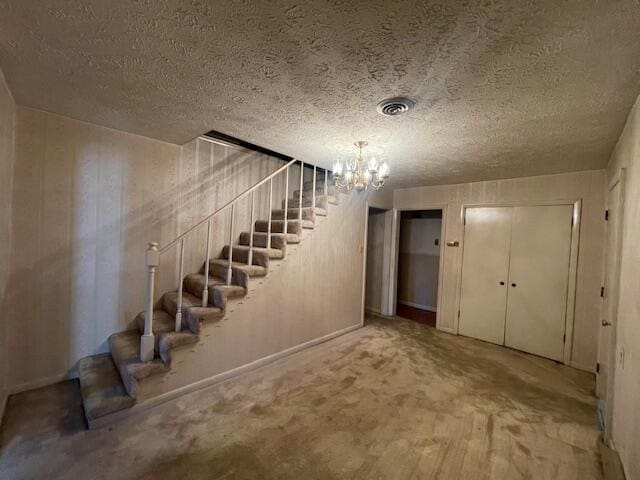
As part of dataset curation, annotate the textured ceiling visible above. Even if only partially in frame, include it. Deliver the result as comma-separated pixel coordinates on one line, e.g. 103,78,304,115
1,0,640,188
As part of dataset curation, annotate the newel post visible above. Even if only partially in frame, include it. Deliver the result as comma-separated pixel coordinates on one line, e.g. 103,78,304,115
140,241,159,362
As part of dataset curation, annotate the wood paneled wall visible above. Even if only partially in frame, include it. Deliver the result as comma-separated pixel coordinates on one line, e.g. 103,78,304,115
140,193,367,402
394,170,606,372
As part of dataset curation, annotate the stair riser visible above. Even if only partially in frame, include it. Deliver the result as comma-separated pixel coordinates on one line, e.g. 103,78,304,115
283,196,329,210
183,274,247,310
208,262,251,288
302,179,332,190
161,291,223,333
183,275,216,308
295,186,336,197
221,245,269,268
212,287,246,311
271,208,316,222
255,220,302,235
162,296,198,333
238,232,288,250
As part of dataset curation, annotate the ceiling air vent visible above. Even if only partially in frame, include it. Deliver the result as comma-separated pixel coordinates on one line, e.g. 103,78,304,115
376,97,415,116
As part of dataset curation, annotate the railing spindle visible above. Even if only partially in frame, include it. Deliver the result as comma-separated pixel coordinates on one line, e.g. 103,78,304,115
267,178,273,249
227,203,235,285
284,167,289,235
248,190,255,264
324,168,328,203
202,220,211,307
312,165,316,212
141,242,159,362
299,161,304,221
175,238,185,332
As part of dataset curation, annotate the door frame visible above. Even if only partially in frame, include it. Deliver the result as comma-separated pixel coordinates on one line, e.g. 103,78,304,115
389,205,448,329
601,168,626,444
457,199,582,366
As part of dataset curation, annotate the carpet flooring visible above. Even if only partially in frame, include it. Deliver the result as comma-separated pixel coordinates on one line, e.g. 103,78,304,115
0,315,602,479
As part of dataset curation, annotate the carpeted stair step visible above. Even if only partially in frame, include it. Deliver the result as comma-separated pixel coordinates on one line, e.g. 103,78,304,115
271,207,325,222
133,309,200,364
293,191,339,206
109,330,168,398
224,244,285,260
302,178,337,195
183,273,247,309
284,194,333,209
208,259,268,288
255,219,302,235
221,245,272,267
238,231,297,249
155,331,199,366
162,290,224,333
134,309,174,336
78,353,135,424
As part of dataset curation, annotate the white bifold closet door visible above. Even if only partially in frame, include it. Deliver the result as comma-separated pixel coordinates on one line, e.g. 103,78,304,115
458,207,512,345
459,205,574,361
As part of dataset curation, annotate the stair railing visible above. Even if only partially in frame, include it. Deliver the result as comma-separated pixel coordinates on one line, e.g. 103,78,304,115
140,137,331,361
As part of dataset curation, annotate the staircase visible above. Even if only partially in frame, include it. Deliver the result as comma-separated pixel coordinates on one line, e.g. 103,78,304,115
77,156,341,427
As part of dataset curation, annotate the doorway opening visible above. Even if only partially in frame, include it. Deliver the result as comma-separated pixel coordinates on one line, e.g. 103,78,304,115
365,207,389,316
396,210,443,328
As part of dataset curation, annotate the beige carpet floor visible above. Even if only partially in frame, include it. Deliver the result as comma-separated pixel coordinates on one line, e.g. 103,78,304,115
0,315,603,479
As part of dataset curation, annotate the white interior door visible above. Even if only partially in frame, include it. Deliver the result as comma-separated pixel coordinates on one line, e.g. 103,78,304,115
504,205,573,361
459,207,512,345
598,179,623,439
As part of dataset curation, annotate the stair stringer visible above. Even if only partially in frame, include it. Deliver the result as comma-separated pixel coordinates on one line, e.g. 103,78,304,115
131,193,367,406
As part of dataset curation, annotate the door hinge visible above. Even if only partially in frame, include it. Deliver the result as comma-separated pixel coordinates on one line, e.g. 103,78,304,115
458,309,461,319
600,286,605,298
596,362,600,373
605,210,609,221
563,334,566,343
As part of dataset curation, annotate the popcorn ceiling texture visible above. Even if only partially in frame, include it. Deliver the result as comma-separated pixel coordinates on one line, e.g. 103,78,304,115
0,0,639,187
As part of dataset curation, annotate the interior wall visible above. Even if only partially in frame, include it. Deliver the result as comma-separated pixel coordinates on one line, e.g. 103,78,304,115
140,192,368,401
0,65,16,421
6,108,289,392
365,210,385,313
394,169,606,372
397,216,441,311
606,94,640,479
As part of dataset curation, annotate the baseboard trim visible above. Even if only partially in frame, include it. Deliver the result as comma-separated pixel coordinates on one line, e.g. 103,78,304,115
89,323,363,429
569,360,596,373
397,300,436,312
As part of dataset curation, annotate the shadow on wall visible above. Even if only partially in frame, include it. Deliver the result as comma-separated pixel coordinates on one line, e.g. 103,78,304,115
5,120,295,389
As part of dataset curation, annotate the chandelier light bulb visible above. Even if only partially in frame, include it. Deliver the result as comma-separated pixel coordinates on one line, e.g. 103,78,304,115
379,161,390,178
367,156,379,172
333,161,343,177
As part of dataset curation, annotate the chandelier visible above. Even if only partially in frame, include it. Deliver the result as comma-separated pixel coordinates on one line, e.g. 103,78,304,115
333,141,389,192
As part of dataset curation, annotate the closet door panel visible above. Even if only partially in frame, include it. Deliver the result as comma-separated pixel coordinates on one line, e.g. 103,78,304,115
458,207,512,345
504,205,573,361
